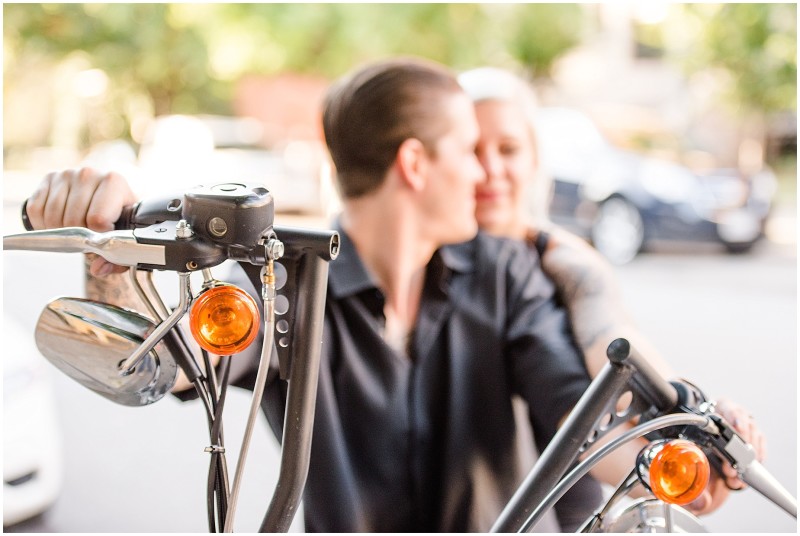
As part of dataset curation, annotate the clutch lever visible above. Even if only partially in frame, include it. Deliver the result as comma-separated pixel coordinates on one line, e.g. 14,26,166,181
3,227,166,267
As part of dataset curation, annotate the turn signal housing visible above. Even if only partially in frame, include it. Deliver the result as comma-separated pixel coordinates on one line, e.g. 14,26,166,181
649,439,710,505
189,285,260,355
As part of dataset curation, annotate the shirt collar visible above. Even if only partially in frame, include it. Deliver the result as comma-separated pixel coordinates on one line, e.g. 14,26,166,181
328,220,380,299
328,219,479,300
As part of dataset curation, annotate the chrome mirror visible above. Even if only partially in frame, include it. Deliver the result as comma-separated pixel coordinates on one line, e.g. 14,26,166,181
35,297,178,406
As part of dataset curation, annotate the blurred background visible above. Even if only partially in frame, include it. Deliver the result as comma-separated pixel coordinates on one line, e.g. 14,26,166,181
3,3,796,533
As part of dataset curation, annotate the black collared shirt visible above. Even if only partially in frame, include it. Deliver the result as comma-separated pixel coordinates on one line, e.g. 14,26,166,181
222,228,592,532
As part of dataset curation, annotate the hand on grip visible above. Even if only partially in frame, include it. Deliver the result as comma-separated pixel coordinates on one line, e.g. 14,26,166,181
23,167,138,276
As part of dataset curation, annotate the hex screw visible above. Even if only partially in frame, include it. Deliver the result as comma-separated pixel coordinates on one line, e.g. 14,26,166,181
176,219,194,239
266,239,284,261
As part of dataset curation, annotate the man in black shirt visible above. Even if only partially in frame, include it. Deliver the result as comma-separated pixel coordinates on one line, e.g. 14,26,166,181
292,58,591,530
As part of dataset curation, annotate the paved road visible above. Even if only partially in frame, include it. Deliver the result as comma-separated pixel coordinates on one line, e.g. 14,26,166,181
3,201,796,533
613,239,797,533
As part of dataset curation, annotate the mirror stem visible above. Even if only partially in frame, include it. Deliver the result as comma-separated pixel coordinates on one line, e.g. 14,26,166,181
119,272,192,375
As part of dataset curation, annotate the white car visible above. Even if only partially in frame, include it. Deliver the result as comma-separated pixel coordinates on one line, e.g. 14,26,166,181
108,115,340,216
3,314,63,527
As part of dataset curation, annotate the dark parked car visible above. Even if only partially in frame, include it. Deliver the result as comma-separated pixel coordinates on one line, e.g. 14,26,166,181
534,107,777,264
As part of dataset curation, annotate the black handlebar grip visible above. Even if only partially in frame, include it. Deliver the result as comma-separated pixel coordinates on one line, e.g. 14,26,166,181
21,199,33,231
21,198,137,232
114,205,136,230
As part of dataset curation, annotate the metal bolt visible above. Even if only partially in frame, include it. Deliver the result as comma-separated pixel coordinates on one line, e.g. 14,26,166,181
176,219,194,239
266,239,284,261
208,217,228,238
186,261,199,271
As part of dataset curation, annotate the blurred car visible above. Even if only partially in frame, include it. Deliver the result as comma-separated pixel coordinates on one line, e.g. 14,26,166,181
3,314,63,527
85,115,339,216
534,107,777,264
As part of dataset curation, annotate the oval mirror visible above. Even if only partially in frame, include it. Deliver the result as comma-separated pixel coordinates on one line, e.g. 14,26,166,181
35,297,178,406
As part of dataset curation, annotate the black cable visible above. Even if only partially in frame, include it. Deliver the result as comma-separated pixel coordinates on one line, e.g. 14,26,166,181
196,352,233,532
195,378,220,533
203,350,220,406
210,356,231,445
207,452,220,532
194,374,224,532
194,379,216,429
203,349,229,496
212,357,232,529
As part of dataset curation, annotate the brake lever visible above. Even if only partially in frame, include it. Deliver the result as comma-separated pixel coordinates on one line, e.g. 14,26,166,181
704,413,797,518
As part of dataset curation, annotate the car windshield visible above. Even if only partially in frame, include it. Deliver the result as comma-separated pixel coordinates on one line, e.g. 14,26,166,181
536,108,606,154
534,107,609,176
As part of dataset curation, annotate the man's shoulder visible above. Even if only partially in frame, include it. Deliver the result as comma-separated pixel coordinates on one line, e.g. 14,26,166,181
442,231,541,273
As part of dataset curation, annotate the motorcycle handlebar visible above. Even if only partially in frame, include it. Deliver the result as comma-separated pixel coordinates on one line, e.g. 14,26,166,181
607,337,679,412
21,196,339,267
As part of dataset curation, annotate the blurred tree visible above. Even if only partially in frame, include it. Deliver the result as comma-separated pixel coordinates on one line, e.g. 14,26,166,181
4,3,229,116
679,3,796,115
3,3,584,151
671,3,796,168
501,3,584,78
194,3,581,77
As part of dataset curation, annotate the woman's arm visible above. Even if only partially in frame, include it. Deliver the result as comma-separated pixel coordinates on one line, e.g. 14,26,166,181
537,226,674,378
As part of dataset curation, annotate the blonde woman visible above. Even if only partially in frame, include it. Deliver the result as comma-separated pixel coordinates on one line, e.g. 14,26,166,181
459,66,764,526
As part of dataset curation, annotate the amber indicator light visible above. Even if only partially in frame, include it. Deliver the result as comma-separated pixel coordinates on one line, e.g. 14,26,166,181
190,285,260,355
649,439,711,505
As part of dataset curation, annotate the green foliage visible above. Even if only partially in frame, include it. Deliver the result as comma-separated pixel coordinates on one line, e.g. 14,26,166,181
3,3,585,126
4,4,235,115
504,3,584,77
195,3,495,76
6,2,794,155
679,3,797,114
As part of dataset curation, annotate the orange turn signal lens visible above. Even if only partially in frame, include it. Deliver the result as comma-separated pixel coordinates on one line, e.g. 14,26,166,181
189,285,260,355
649,439,710,505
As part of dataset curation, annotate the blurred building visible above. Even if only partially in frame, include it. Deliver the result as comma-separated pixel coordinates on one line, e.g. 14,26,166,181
539,3,795,172
232,73,329,147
